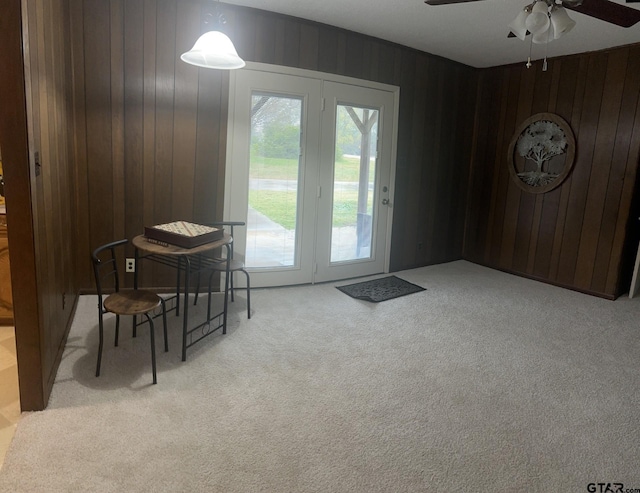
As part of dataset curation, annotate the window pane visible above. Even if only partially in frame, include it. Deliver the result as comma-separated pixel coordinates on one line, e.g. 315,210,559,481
246,94,303,268
331,105,378,263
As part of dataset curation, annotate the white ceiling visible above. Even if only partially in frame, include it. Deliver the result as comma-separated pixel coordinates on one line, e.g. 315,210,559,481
224,0,640,68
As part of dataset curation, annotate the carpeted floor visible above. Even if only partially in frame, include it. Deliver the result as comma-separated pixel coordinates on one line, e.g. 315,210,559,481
1,260,639,492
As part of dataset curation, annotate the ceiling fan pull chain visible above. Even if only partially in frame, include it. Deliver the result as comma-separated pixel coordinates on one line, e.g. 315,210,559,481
543,24,550,71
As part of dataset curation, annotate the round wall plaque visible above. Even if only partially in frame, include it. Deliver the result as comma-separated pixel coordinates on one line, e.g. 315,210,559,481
507,112,576,194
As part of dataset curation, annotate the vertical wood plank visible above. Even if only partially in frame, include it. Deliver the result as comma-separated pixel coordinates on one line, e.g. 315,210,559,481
0,0,44,409
573,49,628,290
110,0,125,243
397,50,420,268
548,55,585,282
345,33,364,79
556,53,607,285
171,1,200,221
299,23,319,72
482,67,510,263
524,62,556,274
142,0,157,286
123,0,145,242
69,0,91,286
317,27,338,74
499,66,534,269
84,0,114,248
605,47,640,294
283,18,300,68
153,0,177,226
254,12,276,64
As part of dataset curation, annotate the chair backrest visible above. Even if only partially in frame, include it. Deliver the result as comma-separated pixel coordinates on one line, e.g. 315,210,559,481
91,239,128,306
208,221,245,260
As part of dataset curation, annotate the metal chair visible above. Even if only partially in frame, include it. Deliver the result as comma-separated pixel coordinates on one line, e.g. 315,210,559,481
194,221,251,319
92,239,168,384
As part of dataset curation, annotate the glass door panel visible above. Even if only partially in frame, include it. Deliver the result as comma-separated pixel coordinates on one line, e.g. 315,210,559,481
227,68,397,287
246,94,303,269
314,81,395,283
226,70,322,288
331,105,379,263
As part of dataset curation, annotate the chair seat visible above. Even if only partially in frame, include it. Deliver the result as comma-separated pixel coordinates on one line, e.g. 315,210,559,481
209,258,245,272
103,290,162,316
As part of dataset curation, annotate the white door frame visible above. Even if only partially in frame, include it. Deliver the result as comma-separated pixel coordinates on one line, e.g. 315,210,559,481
225,62,399,286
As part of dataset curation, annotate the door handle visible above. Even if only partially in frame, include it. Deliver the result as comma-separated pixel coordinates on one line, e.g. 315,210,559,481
382,198,389,205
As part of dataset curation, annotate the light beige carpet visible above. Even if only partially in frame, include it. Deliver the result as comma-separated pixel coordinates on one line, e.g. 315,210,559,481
1,260,639,492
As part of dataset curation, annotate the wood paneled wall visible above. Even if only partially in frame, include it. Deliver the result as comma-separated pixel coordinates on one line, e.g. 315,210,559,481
70,0,477,289
464,46,640,298
7,0,78,409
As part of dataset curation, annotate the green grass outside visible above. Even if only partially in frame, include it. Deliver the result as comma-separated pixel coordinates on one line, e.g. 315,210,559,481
249,189,371,230
250,155,375,181
248,154,375,230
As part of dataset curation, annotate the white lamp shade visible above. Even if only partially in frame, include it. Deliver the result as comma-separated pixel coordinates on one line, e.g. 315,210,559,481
532,22,554,44
550,7,576,39
508,10,530,41
180,31,245,70
525,1,550,35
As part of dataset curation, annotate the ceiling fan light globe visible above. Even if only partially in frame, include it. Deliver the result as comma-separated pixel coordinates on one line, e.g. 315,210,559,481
180,31,246,70
550,7,576,39
508,10,530,41
525,1,550,35
532,23,554,44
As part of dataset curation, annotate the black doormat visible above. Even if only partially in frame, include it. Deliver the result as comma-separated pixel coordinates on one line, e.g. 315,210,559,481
336,275,426,303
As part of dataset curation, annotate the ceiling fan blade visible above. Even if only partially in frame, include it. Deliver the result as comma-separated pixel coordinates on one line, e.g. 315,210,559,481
424,0,484,5
564,0,640,28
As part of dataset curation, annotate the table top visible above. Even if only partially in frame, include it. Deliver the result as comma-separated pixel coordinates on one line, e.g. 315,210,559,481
132,233,232,256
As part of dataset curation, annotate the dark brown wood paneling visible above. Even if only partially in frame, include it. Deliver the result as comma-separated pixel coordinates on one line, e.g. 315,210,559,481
123,0,145,244
85,0,114,250
489,66,521,267
71,0,477,290
317,27,339,75
110,0,125,244
70,0,90,286
548,55,587,282
1,0,44,411
556,53,607,287
283,18,301,68
603,46,640,295
299,24,319,72
13,0,637,411
254,12,276,64
141,0,158,287
172,2,200,221
154,0,177,227
0,0,79,410
193,69,226,225
464,46,640,298
574,49,628,290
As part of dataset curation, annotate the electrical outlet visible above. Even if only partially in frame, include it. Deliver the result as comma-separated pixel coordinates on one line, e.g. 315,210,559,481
125,258,135,273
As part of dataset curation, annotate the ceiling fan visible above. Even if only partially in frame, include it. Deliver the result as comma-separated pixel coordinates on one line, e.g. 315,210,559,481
424,0,640,30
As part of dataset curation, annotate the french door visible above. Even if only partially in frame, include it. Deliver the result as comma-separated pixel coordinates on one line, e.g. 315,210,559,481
226,66,398,287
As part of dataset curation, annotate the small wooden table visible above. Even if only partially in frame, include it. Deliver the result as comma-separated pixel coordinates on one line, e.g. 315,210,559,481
132,233,232,361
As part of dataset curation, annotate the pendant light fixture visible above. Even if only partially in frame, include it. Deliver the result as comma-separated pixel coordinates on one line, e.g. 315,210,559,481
181,3,245,70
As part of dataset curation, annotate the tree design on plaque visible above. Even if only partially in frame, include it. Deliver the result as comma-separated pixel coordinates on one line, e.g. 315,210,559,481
515,120,567,187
